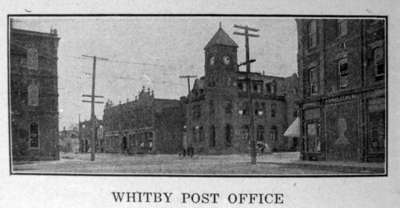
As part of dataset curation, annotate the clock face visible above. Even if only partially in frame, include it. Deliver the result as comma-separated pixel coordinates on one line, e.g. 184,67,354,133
209,56,215,65
223,56,231,65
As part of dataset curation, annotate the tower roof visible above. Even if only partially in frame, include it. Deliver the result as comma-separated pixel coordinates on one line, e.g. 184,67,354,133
204,27,238,49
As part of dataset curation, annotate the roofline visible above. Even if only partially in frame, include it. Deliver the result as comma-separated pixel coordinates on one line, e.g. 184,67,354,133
11,28,60,40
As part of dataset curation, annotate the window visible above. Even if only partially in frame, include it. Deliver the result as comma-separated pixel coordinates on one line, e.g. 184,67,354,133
225,101,233,114
257,125,265,141
271,103,276,118
29,122,39,148
238,82,247,92
338,58,349,89
199,126,204,142
28,80,39,106
270,126,278,151
265,83,271,94
27,47,38,70
225,124,232,146
209,100,215,115
337,19,348,36
239,102,249,116
307,20,317,48
255,102,264,116
306,122,321,153
374,47,384,81
209,126,216,147
309,67,319,95
192,105,201,119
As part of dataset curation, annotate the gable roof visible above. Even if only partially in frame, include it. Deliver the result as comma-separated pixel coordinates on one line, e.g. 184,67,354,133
204,27,238,49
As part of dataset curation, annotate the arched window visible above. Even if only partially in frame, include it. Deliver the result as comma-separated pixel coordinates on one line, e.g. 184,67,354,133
209,125,216,147
225,124,232,146
29,122,39,148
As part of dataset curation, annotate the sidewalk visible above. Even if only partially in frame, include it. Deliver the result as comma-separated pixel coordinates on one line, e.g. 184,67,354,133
257,152,385,174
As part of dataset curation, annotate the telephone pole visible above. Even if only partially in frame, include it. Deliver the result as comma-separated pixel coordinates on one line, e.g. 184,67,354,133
179,75,198,95
179,75,197,154
233,24,259,164
81,55,107,161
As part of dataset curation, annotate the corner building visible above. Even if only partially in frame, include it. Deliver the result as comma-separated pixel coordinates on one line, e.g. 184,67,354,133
296,19,386,162
10,27,60,161
186,26,299,154
102,87,185,154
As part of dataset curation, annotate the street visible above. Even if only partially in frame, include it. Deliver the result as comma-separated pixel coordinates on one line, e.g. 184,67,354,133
13,152,342,175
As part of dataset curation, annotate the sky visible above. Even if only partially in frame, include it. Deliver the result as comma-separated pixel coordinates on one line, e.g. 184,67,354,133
12,17,298,129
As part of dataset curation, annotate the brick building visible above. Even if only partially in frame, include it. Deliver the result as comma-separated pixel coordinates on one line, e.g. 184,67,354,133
102,87,185,154
186,26,299,154
10,26,60,161
296,19,386,162
78,118,104,153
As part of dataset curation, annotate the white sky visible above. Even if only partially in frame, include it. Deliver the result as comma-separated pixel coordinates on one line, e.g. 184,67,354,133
12,17,297,129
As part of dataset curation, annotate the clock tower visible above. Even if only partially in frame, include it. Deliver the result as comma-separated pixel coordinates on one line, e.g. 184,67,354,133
204,25,238,87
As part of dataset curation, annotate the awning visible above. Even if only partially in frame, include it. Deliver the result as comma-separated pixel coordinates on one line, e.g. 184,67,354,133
284,117,300,137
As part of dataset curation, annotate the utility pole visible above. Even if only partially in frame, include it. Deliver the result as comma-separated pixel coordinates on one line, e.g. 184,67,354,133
78,114,81,152
179,75,198,95
81,55,107,161
233,24,259,164
179,75,197,155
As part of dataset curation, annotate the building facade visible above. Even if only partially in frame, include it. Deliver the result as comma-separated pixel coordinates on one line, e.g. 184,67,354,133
186,26,299,154
102,87,185,154
10,27,60,161
78,118,104,153
296,19,386,162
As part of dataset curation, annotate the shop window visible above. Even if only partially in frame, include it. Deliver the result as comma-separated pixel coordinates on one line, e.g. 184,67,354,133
199,126,204,142
306,122,321,153
374,47,384,81
309,67,319,95
337,19,348,36
307,20,317,49
241,125,250,141
209,125,216,147
27,47,38,70
368,98,385,154
338,58,349,89
192,127,197,143
29,122,39,148
225,124,232,146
